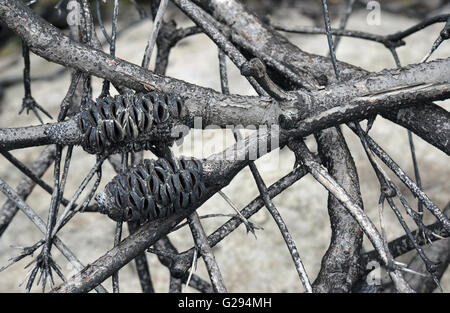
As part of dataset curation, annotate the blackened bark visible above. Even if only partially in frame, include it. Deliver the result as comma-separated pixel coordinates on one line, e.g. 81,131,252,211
313,129,364,292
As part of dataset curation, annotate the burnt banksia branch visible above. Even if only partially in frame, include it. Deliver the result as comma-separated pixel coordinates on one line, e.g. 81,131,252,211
45,91,186,154
96,156,206,224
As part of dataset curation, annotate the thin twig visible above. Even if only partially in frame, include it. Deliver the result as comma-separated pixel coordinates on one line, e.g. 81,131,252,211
248,159,313,293
95,0,111,45
27,145,63,292
128,221,154,293
217,49,263,237
321,0,340,80
52,156,106,236
142,0,169,69
19,40,52,124
0,145,56,237
0,177,108,293
112,221,123,293
363,202,450,265
183,249,198,293
288,139,414,293
218,46,312,292
172,0,272,97
347,124,450,233
331,0,356,51
387,45,425,232
187,212,227,293
162,165,311,281
271,14,450,51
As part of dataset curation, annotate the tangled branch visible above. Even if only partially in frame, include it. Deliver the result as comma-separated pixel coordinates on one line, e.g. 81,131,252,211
0,0,448,293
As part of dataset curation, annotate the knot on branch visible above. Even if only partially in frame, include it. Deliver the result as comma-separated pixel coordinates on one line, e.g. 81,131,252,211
241,58,290,101
156,20,178,49
95,156,205,224
381,185,396,198
241,58,266,79
278,114,295,130
383,39,406,49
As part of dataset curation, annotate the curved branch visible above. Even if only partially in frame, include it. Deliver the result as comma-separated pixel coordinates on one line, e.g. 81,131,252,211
271,22,405,48
312,129,364,293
